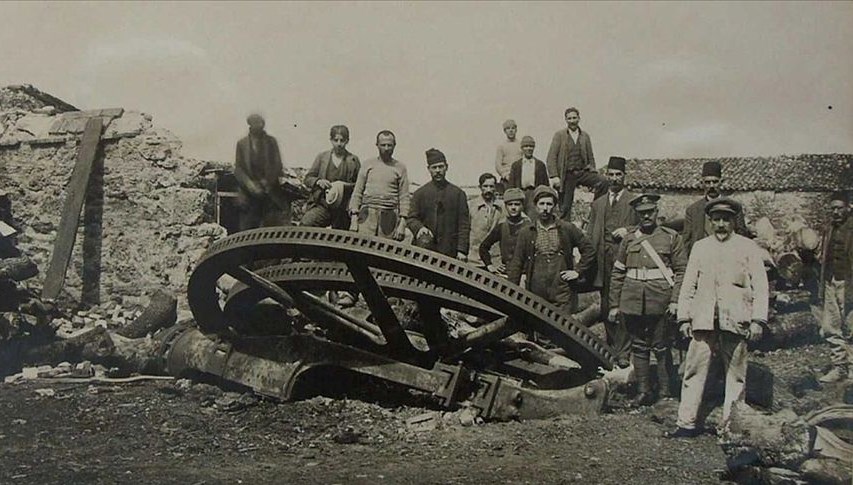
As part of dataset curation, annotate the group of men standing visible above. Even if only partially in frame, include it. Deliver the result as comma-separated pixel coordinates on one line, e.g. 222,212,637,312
232,111,851,437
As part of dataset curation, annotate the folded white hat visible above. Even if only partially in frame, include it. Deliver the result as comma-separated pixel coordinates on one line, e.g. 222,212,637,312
325,180,347,208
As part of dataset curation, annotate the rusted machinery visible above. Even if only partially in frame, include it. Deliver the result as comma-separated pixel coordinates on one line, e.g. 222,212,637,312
164,227,616,421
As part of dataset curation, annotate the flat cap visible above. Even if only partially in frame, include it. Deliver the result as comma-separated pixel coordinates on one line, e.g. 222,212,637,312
533,185,558,203
503,188,525,204
520,136,535,147
705,196,742,216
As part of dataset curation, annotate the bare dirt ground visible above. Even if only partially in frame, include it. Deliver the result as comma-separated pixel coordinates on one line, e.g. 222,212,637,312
0,338,848,485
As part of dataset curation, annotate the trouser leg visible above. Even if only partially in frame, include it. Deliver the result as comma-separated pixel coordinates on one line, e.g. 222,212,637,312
677,330,714,430
300,205,332,228
626,315,653,394
823,280,852,368
719,332,748,426
558,175,578,221
239,199,263,232
576,170,610,200
652,314,674,397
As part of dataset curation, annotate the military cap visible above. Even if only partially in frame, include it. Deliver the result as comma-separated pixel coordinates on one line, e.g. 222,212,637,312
425,148,447,166
702,160,722,178
520,135,535,148
532,185,558,203
607,156,626,172
704,196,742,216
629,193,660,211
503,188,525,204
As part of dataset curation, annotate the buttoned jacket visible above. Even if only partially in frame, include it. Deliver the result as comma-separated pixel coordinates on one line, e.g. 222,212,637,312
677,234,769,336
587,190,639,288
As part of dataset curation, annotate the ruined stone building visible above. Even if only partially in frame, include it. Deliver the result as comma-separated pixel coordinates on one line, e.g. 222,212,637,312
0,85,224,309
625,154,853,234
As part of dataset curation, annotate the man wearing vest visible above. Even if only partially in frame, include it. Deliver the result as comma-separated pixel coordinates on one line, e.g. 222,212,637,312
609,194,687,406
302,125,361,229
667,198,768,438
479,188,531,276
508,135,549,221
546,107,609,221
508,185,595,312
682,160,749,256
588,156,640,367
817,191,853,383
234,114,290,231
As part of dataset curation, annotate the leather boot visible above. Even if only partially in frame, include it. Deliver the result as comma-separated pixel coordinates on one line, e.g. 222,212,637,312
631,351,655,406
655,348,674,398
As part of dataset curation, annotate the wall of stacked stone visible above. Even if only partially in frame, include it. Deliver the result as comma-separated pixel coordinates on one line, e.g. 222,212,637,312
0,118,224,309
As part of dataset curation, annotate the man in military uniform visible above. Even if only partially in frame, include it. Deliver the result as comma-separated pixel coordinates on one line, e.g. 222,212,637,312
609,194,687,406
682,160,748,256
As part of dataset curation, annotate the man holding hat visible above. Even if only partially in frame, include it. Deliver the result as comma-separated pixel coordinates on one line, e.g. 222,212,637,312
508,135,549,220
609,193,686,404
545,107,609,221
349,130,410,240
816,191,853,383
479,187,531,276
495,119,523,194
588,156,640,366
682,160,748,256
667,197,768,438
302,125,361,230
408,148,470,259
508,185,595,311
234,113,290,231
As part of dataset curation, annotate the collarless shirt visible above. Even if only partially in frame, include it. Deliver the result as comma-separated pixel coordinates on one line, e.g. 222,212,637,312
521,157,536,189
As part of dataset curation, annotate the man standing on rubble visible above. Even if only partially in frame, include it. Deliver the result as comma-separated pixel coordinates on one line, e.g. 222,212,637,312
508,185,595,312
349,130,410,241
546,107,609,221
467,173,503,267
408,149,470,260
816,191,853,383
588,156,640,367
508,135,549,220
234,114,290,231
609,194,686,404
495,119,523,195
667,198,768,438
682,160,748,256
302,125,361,230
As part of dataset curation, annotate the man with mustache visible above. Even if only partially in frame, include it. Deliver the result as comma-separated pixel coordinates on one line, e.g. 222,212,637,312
468,173,504,267
816,191,853,383
667,198,768,438
508,135,549,220
609,194,686,405
588,156,641,367
545,107,609,221
508,185,595,312
407,148,470,260
682,161,748,256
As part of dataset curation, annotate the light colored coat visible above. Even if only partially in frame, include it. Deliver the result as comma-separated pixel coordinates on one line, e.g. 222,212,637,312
677,234,769,336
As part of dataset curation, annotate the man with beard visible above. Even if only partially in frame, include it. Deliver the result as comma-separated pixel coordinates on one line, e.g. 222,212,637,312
508,135,549,220
408,148,470,260
546,107,609,221
609,194,686,405
682,161,748,256
468,173,504,267
816,191,853,383
349,130,410,241
234,114,289,231
667,198,768,438
479,188,531,277
508,185,595,312
495,119,523,195
588,156,640,366
302,125,361,229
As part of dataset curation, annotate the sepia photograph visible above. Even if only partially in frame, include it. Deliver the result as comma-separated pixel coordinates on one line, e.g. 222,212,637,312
0,1,851,483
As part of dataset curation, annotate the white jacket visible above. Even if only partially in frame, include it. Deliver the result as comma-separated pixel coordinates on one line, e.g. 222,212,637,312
677,234,769,336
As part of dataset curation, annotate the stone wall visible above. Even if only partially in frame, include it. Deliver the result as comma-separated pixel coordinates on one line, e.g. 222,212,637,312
0,107,223,309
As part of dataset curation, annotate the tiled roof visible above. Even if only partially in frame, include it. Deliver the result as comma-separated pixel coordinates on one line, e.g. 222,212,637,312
625,154,853,192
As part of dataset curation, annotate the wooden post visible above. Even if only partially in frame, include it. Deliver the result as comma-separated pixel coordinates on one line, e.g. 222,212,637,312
42,117,103,300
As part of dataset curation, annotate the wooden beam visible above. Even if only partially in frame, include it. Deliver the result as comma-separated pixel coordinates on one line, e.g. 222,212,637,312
41,118,103,300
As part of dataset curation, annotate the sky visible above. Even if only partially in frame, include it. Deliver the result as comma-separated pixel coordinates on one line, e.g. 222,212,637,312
1,1,851,185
